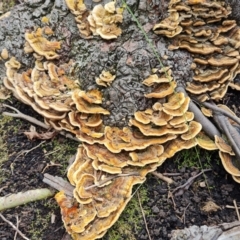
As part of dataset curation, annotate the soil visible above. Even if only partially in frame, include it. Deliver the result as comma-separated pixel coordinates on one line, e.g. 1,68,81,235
1,1,240,240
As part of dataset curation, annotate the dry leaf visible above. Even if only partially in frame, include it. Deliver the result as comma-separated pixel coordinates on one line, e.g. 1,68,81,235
201,200,221,213
24,125,56,140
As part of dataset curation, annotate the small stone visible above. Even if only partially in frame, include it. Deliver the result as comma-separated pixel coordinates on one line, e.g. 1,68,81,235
199,181,206,188
152,205,160,214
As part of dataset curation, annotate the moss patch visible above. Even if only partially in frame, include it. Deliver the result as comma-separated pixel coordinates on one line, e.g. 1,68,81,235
0,115,14,184
175,146,214,170
103,184,151,240
42,138,79,176
0,0,17,14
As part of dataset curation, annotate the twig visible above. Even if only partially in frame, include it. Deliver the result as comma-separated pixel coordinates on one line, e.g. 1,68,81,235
2,104,80,142
44,148,61,157
14,215,20,240
168,191,176,209
0,213,30,240
0,188,55,211
233,200,240,221
183,203,190,225
176,86,221,139
162,173,182,176
171,169,211,197
43,173,74,197
151,171,174,184
137,191,152,240
202,101,240,126
42,161,63,173
14,141,46,161
84,172,140,190
214,113,240,161
226,205,240,209
2,104,49,129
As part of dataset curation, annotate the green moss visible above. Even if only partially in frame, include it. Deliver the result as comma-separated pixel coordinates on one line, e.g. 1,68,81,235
1,0,17,13
28,200,55,240
2,0,17,13
102,184,151,240
0,115,14,184
43,138,79,175
175,146,213,169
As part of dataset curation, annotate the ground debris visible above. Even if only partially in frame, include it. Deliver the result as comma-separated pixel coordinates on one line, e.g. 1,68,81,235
171,169,211,197
171,221,240,240
43,173,74,197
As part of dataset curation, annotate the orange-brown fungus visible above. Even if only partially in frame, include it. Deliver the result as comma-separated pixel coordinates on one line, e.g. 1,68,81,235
153,0,240,101
65,1,123,39
95,70,116,87
25,28,61,60
4,0,240,240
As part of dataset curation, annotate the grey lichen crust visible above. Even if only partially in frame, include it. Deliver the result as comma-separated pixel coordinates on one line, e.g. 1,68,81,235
171,221,240,240
0,0,194,127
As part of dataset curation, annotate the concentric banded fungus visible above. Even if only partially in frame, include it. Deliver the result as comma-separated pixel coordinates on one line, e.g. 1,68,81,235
60,144,147,239
4,1,240,239
195,132,218,151
66,1,123,39
95,70,116,87
25,28,61,60
90,2,123,39
219,152,240,177
72,89,110,115
8,24,206,237
153,0,240,101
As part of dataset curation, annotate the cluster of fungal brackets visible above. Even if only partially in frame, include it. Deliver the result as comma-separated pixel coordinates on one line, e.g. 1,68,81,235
2,0,240,239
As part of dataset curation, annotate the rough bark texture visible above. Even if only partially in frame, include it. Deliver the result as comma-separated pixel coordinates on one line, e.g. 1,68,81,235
0,0,195,127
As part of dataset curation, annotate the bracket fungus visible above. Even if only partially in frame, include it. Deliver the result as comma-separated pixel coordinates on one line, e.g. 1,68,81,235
95,70,116,87
25,28,61,60
2,0,240,239
66,0,123,39
153,0,240,102
153,0,240,183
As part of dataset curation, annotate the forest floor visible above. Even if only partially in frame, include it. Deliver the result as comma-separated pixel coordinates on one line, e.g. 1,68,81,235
1,92,240,240
1,1,240,240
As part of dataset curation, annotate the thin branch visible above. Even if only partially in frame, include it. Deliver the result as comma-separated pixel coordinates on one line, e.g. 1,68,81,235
226,205,240,209
13,141,46,163
2,104,80,142
202,101,240,126
171,169,211,197
215,113,240,160
0,214,30,240
43,173,74,197
183,203,190,225
176,86,221,139
84,172,140,190
42,161,63,173
151,171,174,184
14,215,20,240
0,188,55,211
2,104,49,129
162,173,182,176
233,199,240,221
137,191,152,240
